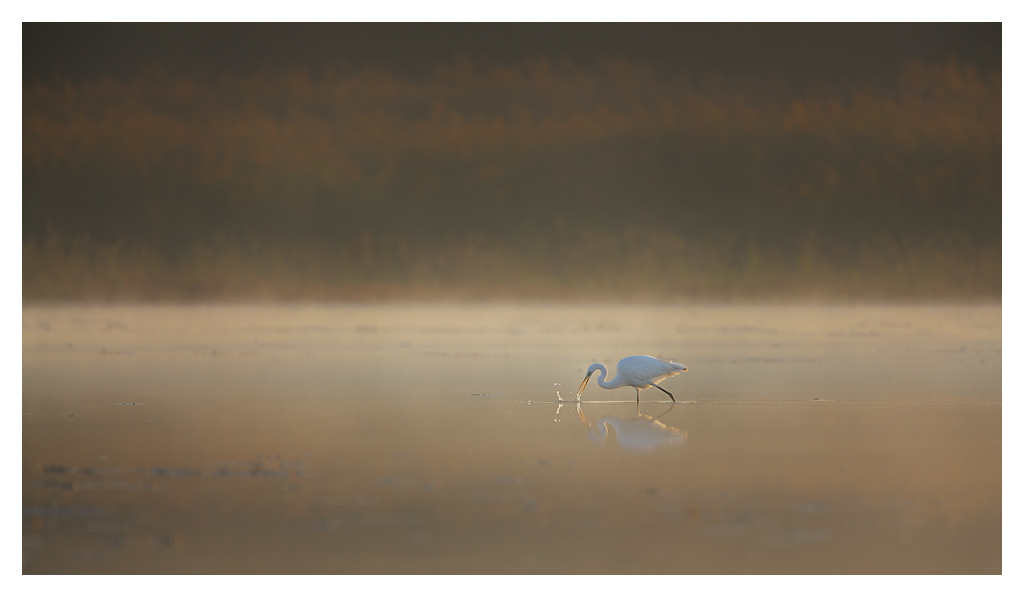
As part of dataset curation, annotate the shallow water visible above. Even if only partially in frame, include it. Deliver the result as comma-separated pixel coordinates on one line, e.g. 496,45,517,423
22,304,1001,574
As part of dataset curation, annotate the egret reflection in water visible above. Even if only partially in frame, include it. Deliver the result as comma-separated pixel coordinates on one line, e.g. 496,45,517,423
576,402,687,452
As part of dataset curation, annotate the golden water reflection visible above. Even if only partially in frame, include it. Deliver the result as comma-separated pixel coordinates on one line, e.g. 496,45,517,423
22,304,1001,574
576,402,687,451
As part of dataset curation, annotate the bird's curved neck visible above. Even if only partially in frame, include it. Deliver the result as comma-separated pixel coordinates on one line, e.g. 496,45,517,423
594,364,624,389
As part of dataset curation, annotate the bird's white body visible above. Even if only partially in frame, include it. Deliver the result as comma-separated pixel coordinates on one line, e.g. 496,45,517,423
577,355,688,403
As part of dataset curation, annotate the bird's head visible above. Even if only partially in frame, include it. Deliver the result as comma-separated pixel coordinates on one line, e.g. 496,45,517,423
576,366,599,400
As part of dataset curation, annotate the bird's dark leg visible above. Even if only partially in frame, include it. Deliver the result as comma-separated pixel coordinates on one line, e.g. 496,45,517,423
652,383,675,403
636,387,640,404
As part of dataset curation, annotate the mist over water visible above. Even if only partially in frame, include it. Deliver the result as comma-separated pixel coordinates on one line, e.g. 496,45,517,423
22,304,1000,573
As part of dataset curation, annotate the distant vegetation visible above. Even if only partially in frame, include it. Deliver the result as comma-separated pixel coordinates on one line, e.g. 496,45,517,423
23,60,1000,301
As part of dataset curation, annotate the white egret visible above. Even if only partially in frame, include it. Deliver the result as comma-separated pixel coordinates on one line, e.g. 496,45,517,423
576,355,687,403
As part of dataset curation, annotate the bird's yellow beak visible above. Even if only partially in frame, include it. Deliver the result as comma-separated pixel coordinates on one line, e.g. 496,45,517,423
576,371,593,401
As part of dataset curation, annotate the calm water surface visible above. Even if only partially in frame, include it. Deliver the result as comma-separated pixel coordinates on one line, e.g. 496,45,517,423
22,304,1001,574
